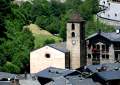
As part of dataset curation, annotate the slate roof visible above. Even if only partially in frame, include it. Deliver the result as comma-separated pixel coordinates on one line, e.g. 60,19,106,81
37,67,97,85
97,71,120,81
0,81,10,85
86,63,120,73
86,32,120,42
48,42,69,53
64,70,96,85
0,72,15,80
36,67,74,80
66,76,96,85
68,13,85,23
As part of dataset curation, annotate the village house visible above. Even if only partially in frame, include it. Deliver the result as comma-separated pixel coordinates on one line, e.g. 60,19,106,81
30,13,86,73
86,29,120,65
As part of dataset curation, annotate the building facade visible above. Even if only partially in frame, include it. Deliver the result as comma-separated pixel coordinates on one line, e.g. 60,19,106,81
86,31,120,65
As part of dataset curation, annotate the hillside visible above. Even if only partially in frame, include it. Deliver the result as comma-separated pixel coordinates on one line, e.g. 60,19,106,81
28,24,62,48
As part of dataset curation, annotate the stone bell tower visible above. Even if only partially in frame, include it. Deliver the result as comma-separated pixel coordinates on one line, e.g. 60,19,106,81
66,13,86,69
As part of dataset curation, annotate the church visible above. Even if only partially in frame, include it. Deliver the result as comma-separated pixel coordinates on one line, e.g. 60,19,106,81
30,13,86,73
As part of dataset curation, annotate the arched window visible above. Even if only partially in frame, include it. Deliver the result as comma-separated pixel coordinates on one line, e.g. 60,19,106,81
72,23,75,30
71,32,75,37
45,53,50,58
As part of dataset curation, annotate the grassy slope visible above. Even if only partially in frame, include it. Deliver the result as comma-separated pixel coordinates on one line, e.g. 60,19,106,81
28,24,62,48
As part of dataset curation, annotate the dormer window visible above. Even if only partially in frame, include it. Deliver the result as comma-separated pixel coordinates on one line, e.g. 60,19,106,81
72,23,75,30
71,32,75,37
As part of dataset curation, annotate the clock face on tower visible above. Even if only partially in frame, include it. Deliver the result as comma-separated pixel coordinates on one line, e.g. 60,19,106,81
72,40,76,45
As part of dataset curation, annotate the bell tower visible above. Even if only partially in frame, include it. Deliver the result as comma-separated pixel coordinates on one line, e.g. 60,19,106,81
66,13,86,69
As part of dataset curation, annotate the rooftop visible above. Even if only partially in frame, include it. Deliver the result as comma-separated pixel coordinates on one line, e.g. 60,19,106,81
86,63,120,73
48,42,69,53
0,81,10,85
97,70,120,81
0,72,15,80
36,67,74,80
86,32,120,42
68,13,85,23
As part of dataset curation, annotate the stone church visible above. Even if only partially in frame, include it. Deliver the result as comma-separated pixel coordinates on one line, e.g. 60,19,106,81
30,13,86,73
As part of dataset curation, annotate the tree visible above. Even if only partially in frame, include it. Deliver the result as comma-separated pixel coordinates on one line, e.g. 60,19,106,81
0,0,11,38
79,0,99,20
32,0,66,34
19,2,32,24
2,62,20,73
0,1,34,73
43,38,55,45
59,9,72,40
65,0,82,10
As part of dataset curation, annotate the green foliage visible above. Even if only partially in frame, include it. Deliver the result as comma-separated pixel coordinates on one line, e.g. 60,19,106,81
59,10,72,40
34,33,61,48
0,0,34,73
31,0,66,34
79,0,99,20
65,0,82,10
85,17,115,37
2,62,20,73
0,0,11,38
44,38,55,45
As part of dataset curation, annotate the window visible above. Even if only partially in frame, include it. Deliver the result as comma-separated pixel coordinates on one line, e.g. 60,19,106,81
102,55,105,59
96,45,100,50
106,55,109,59
72,23,75,30
115,53,119,60
102,45,105,51
45,53,50,58
71,32,75,37
88,54,91,59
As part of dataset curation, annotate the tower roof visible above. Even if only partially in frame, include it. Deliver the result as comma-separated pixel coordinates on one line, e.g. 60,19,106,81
68,13,85,23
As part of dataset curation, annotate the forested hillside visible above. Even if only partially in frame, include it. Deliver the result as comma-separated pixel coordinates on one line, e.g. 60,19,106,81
0,0,114,73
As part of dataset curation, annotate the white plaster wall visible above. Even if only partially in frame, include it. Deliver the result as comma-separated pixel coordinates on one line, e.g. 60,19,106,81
30,46,65,73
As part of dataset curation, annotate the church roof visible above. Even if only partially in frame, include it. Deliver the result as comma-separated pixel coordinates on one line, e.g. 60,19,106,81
68,13,85,23
48,42,69,53
86,32,120,42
